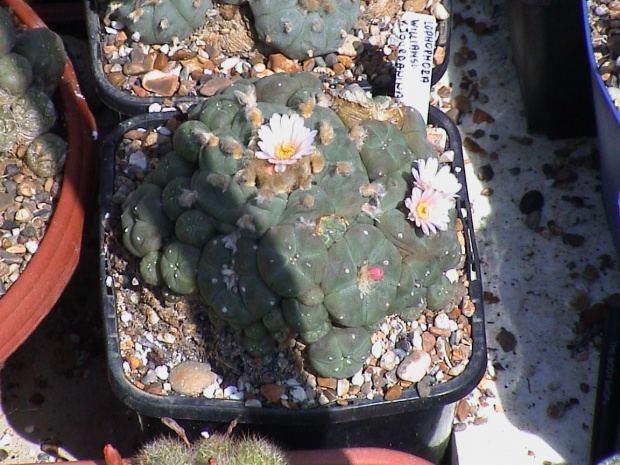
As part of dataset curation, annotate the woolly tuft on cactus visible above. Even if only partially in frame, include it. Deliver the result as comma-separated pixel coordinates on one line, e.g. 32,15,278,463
119,72,464,379
114,0,214,45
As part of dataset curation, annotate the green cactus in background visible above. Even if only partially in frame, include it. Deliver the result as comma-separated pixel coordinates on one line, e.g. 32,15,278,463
119,72,464,379
24,132,67,177
0,5,67,173
0,7,16,59
114,0,213,45
12,28,67,96
248,0,361,60
0,52,32,102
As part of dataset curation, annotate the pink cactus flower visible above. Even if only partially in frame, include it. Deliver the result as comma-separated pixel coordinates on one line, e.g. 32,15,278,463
255,113,317,173
405,186,453,235
412,157,461,198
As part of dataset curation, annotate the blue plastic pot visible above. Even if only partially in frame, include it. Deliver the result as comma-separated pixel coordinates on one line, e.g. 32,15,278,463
581,0,620,257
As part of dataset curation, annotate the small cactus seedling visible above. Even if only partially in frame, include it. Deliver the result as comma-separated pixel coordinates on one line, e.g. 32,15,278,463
114,0,214,45
120,72,464,379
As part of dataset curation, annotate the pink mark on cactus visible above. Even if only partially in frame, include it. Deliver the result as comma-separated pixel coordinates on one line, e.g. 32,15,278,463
368,266,384,281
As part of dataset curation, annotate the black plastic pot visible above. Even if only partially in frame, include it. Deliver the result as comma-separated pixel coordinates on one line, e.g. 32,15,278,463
98,105,486,465
504,0,596,138
580,0,620,257
85,0,453,116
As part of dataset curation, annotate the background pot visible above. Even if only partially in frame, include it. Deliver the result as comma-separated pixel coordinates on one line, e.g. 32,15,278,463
0,0,97,364
84,0,453,116
98,105,486,465
504,0,596,138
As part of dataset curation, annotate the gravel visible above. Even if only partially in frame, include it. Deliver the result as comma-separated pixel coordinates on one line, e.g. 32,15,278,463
586,0,620,112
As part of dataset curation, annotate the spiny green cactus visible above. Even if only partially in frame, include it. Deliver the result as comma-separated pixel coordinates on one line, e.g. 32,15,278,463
120,72,464,379
114,0,214,45
133,436,194,465
132,433,287,465
248,0,361,60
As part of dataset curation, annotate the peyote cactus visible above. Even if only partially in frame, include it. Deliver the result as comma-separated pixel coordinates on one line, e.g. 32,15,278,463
110,0,359,61
247,0,361,60
0,6,65,168
120,72,464,379
12,28,67,96
113,0,214,45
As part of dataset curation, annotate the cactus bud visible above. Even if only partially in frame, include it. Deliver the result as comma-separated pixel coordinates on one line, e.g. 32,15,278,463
368,266,384,281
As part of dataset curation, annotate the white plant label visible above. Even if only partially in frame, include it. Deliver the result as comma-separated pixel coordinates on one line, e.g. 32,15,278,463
394,12,437,123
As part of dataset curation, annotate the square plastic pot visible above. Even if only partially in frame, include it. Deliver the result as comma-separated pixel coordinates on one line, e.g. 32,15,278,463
98,105,486,465
85,0,453,116
504,0,596,138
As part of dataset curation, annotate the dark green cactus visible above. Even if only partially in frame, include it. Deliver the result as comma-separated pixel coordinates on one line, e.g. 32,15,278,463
119,72,464,379
115,0,213,45
307,327,371,379
12,28,66,96
249,0,361,60
121,183,174,257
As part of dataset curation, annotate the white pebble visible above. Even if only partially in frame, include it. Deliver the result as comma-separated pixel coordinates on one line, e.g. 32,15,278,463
120,311,132,323
223,385,239,398
104,26,118,35
412,331,423,349
220,56,240,72
434,312,451,330
203,382,219,399
445,268,459,283
129,151,148,170
160,43,170,55
245,398,262,408
25,241,38,254
351,371,365,386
371,340,384,358
131,31,141,42
155,365,169,380
148,103,163,113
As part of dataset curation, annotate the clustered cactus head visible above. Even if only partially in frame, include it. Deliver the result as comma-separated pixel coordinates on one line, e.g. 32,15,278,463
110,0,360,60
120,72,463,379
131,433,287,465
249,0,361,60
112,0,214,44
0,6,67,177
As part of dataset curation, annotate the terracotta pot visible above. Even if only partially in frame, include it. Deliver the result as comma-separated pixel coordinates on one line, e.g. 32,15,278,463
0,0,97,364
18,447,435,465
